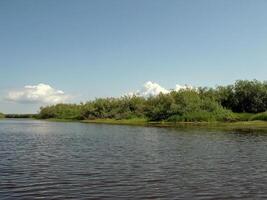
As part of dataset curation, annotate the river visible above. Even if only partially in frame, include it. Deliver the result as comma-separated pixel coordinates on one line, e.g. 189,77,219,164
1,119,267,199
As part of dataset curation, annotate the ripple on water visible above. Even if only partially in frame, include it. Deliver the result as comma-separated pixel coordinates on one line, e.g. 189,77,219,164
1,119,267,199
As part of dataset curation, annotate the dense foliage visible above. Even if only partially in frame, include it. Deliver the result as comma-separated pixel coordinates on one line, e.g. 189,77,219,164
38,104,83,120
4,114,36,118
215,80,267,113
37,80,267,122
38,90,232,122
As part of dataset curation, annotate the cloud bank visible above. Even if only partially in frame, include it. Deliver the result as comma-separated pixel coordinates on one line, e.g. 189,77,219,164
6,83,69,104
128,81,194,97
5,82,193,105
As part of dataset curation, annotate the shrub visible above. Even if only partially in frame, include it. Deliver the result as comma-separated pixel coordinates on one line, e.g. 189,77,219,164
37,79,267,122
168,111,215,122
167,109,234,123
38,104,83,120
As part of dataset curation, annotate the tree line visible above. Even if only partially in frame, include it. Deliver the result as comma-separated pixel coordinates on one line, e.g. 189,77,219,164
4,114,37,118
37,80,267,122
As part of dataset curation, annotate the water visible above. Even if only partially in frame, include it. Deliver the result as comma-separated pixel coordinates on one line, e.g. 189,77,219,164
1,119,267,199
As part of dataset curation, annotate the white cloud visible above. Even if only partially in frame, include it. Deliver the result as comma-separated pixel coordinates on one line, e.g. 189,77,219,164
174,84,194,91
127,81,194,97
139,81,170,96
6,83,70,104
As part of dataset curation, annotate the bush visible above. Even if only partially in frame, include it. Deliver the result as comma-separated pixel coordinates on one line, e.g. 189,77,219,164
38,104,83,120
168,111,215,122
168,109,234,122
38,89,234,122
216,80,267,113
37,79,267,122
4,114,35,118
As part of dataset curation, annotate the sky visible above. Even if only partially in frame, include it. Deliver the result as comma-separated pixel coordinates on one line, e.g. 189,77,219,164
1,0,267,113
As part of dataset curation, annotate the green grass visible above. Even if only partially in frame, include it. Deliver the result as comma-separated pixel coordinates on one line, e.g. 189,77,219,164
250,112,267,121
82,117,267,132
42,118,81,122
3,111,267,132
231,112,267,122
82,118,148,126
167,110,235,122
232,113,255,121
2,115,266,132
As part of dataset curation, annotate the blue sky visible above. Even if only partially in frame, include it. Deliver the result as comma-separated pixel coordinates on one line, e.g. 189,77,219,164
1,0,267,113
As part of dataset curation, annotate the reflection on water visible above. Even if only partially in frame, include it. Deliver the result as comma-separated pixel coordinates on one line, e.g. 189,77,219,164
1,119,267,199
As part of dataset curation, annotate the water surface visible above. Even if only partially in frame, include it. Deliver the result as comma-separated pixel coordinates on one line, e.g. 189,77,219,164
1,119,267,199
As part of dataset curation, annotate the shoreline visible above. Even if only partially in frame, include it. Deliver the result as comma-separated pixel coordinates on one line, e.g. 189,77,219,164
2,118,267,132
81,119,267,132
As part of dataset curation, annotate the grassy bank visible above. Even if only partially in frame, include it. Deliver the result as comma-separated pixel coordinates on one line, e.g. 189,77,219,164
43,118,81,122
82,118,267,131
37,116,267,130
82,118,148,126
2,114,267,132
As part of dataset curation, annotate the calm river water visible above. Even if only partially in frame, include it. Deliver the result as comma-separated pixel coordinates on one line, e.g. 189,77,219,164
1,119,267,199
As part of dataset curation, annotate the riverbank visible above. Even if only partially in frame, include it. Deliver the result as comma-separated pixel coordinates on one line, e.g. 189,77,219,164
82,118,267,132
2,117,267,132
32,117,267,131
43,118,81,122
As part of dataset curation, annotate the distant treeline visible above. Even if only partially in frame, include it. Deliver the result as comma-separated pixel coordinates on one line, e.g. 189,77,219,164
4,114,37,118
37,80,267,122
